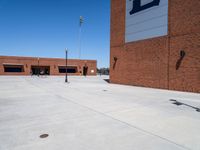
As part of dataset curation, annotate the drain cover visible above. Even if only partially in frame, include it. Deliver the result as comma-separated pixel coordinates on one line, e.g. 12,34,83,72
40,134,49,138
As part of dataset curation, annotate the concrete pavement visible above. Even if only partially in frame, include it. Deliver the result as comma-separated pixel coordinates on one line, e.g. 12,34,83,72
0,76,199,150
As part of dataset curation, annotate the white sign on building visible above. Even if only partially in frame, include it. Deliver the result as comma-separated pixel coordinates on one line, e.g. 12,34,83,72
126,0,168,43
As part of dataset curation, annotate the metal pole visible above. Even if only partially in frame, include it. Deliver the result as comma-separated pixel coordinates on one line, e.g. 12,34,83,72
65,48,68,82
78,16,84,59
37,57,39,77
78,26,82,59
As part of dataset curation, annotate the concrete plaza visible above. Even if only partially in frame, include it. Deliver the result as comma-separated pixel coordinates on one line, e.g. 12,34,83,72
0,76,199,150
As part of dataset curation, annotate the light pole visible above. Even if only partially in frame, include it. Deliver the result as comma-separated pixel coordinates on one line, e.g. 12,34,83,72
65,48,68,83
37,57,40,77
78,16,84,59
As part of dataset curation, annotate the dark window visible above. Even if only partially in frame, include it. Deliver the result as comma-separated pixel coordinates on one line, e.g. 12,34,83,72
67,68,76,73
4,66,23,72
59,68,66,73
59,67,77,73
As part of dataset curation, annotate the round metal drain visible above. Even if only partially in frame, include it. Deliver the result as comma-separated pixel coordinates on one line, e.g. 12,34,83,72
103,90,107,92
40,134,49,138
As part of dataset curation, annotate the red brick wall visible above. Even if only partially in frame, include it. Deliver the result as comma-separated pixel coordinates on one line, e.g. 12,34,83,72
0,56,97,76
110,0,200,93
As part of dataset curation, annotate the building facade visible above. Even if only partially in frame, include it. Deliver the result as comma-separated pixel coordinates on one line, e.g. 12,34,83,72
110,0,200,93
0,56,97,76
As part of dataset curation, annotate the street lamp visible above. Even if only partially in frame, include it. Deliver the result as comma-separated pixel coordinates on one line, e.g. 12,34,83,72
37,57,40,77
79,16,84,59
65,48,68,83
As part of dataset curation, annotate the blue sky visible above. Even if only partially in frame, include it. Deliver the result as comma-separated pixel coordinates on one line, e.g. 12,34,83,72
0,0,110,68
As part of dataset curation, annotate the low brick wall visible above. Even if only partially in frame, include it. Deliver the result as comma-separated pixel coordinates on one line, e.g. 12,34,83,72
0,56,97,76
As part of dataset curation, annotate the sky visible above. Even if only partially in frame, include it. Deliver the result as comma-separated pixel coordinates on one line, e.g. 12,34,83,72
0,0,110,68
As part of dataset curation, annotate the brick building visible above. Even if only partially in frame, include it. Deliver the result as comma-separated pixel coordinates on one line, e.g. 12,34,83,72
0,56,97,76
110,0,200,93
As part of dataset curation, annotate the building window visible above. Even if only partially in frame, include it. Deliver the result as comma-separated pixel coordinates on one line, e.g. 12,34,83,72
4,65,24,73
58,66,77,73
59,68,66,73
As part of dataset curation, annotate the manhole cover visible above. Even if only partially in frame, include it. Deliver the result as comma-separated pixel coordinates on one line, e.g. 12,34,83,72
40,134,49,138
103,90,107,92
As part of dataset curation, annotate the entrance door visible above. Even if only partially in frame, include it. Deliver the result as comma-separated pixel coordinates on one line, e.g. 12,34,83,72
83,66,88,76
31,67,39,75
